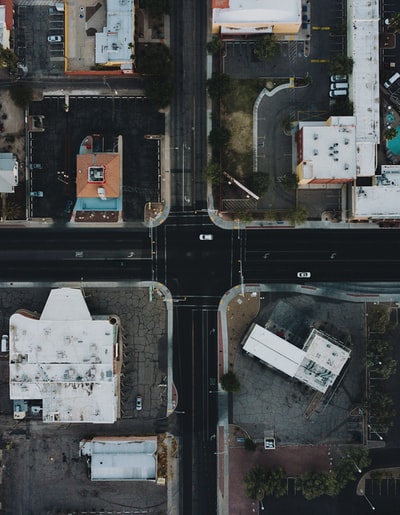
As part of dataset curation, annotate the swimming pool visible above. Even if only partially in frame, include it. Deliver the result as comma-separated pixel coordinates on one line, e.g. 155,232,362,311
387,125,400,155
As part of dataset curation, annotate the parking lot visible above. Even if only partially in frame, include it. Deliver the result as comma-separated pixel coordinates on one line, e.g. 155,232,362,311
15,3,65,78
28,96,164,221
0,285,169,514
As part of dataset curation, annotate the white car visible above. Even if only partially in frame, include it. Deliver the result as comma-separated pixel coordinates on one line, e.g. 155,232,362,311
297,272,311,279
199,234,213,241
135,395,142,411
48,35,62,43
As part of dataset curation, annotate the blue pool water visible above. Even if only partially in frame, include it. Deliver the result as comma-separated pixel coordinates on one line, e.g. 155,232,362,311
387,126,400,155
386,112,395,123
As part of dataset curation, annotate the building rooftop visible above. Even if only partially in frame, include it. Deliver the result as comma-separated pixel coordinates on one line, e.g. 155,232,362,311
80,436,158,481
355,167,400,218
299,117,356,182
9,288,120,423
348,0,380,176
242,324,350,393
76,153,121,199
243,323,306,377
0,153,18,193
212,0,301,34
95,0,134,65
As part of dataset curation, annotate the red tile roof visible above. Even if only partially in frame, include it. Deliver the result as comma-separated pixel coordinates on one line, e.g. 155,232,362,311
212,0,229,8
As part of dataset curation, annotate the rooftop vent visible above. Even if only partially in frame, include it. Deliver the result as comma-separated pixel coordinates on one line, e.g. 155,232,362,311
313,149,318,156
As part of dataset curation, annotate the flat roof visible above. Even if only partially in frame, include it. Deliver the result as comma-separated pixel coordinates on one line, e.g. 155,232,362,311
9,288,119,423
95,0,134,64
300,117,356,180
348,0,379,176
243,323,305,377
243,324,350,393
80,437,157,481
213,0,301,24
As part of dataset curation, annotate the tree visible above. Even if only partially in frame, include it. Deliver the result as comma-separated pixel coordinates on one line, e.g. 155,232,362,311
207,36,224,55
208,126,231,149
388,13,400,32
9,84,33,109
204,162,221,186
244,438,257,451
142,0,171,17
327,55,354,75
1,201,22,220
296,471,338,500
145,78,173,110
286,206,308,226
280,173,298,191
206,73,231,100
244,465,268,499
367,304,391,332
264,468,287,498
138,43,173,77
384,127,398,140
0,45,18,69
254,35,280,61
220,370,240,393
246,172,270,196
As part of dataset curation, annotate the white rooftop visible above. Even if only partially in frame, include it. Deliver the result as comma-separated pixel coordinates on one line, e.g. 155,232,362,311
243,324,305,377
9,288,119,423
355,167,400,218
80,437,157,481
95,0,134,65
243,324,350,393
0,153,18,193
348,0,380,176
213,0,301,33
299,117,356,181
295,329,350,393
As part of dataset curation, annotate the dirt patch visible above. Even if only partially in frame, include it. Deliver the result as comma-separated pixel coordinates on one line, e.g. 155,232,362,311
0,90,25,180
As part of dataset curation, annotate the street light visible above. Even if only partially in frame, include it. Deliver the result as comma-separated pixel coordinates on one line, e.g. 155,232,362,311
359,489,376,511
368,424,384,440
347,455,362,473
259,500,265,511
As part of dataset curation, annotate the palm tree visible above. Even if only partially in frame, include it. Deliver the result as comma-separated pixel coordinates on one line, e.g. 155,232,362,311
286,206,308,226
388,13,400,32
384,127,398,140
244,466,268,499
220,370,241,393
254,35,280,61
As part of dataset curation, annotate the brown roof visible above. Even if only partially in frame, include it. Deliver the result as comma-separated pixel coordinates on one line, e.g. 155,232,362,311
0,0,14,31
212,0,229,7
76,153,120,198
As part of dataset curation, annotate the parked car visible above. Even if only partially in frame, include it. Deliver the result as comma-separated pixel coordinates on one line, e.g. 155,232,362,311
330,82,349,90
64,200,74,214
30,163,42,169
47,35,62,43
297,272,311,279
135,395,142,411
331,74,347,82
1,334,8,352
30,191,44,197
199,234,213,241
329,89,348,97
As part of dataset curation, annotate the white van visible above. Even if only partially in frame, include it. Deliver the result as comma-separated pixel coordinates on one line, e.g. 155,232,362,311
329,89,348,97
330,82,349,90
384,72,400,89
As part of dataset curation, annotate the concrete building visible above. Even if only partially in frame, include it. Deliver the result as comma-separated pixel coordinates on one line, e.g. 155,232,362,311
242,323,350,394
79,436,158,481
295,116,356,186
9,288,122,423
95,0,134,67
0,153,18,193
347,0,380,177
212,0,301,36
